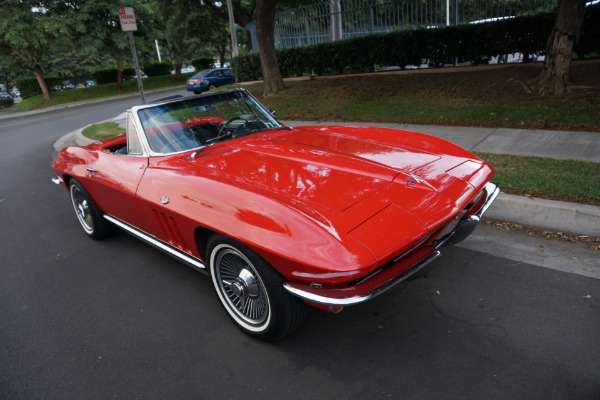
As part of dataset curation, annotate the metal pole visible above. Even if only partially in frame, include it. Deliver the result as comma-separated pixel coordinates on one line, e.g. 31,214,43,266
336,0,342,40
330,0,336,40
155,39,161,62
226,0,238,57
128,31,146,104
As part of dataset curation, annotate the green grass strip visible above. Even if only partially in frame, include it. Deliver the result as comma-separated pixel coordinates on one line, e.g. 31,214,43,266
474,152,600,206
13,73,194,110
82,122,125,140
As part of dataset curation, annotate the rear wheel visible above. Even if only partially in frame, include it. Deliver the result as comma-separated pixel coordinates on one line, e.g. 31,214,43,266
208,84,217,91
207,234,307,341
69,179,113,239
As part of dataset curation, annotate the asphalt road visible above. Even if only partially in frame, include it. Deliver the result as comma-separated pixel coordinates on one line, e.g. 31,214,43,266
1,92,599,399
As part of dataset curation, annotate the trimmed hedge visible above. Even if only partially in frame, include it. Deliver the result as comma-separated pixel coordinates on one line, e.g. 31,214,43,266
92,67,136,84
190,57,214,71
92,68,119,84
15,76,63,99
233,8,600,81
143,61,171,77
0,97,14,108
575,3,600,58
123,68,135,80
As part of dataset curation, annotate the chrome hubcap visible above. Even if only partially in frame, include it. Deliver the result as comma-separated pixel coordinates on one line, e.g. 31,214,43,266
215,248,268,325
71,186,93,233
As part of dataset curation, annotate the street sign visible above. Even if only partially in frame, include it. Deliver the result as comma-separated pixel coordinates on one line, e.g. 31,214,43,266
118,6,145,103
118,7,137,32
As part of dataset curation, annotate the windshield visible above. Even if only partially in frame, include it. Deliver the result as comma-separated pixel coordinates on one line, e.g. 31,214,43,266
136,90,281,154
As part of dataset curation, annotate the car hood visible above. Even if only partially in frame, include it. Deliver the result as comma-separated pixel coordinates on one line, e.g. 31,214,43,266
188,126,483,212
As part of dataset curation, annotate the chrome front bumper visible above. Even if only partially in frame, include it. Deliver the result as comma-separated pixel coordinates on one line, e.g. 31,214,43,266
283,182,500,308
435,182,500,248
284,250,441,307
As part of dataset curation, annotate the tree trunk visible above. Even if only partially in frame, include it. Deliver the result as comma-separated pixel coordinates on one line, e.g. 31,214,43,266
255,0,284,97
173,61,183,81
31,64,51,101
530,0,586,96
115,59,123,91
217,44,226,68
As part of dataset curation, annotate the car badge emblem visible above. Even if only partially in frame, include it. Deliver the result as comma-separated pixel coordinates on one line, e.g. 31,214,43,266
406,174,424,186
161,196,169,205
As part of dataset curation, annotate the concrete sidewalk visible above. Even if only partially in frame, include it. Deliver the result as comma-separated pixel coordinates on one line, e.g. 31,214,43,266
282,120,600,163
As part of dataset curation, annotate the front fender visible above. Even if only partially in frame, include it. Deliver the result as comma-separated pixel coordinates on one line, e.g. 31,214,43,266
135,167,376,286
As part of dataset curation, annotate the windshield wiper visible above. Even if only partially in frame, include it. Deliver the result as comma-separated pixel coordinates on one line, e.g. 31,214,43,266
232,125,287,139
204,132,230,145
190,134,229,159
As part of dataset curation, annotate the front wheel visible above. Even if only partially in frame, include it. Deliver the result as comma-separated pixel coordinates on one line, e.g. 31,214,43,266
69,179,113,239
207,234,307,341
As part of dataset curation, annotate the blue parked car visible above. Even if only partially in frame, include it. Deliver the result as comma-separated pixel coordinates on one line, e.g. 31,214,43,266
186,68,235,94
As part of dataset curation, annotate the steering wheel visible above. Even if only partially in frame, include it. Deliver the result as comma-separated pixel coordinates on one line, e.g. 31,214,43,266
217,117,248,137
225,117,248,129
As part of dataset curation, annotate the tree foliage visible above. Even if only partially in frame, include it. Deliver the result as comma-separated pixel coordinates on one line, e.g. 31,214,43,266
58,0,156,90
153,1,223,80
0,0,66,99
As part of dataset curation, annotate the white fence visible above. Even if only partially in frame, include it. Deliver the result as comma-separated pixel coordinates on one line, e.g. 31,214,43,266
273,0,560,49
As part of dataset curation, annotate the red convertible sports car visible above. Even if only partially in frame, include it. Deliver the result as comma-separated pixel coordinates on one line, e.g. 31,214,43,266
52,88,499,341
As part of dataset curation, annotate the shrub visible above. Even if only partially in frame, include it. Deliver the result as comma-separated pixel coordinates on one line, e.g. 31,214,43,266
575,3,600,58
190,57,214,71
0,97,14,108
232,53,261,82
123,68,135,80
92,68,119,84
232,11,600,82
143,61,171,77
15,76,63,98
15,77,43,98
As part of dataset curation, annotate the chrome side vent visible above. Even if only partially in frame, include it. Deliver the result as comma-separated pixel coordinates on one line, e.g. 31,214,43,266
151,209,190,252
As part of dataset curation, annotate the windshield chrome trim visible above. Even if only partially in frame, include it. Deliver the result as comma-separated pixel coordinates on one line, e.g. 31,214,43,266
130,88,283,158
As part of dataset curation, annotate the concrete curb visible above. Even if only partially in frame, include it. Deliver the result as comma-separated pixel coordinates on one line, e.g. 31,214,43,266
486,193,600,237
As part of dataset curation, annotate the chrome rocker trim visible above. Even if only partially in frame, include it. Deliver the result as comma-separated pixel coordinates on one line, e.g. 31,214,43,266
103,214,207,274
283,250,441,307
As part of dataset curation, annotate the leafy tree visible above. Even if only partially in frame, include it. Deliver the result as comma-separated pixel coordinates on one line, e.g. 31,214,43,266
59,0,155,90
0,1,64,100
156,0,287,96
156,0,237,69
530,0,587,96
44,44,112,85
255,0,284,96
154,2,223,80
